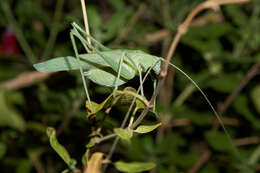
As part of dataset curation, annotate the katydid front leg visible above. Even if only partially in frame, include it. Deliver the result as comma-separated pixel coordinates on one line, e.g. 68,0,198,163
71,26,135,81
70,31,94,113
112,52,125,97
124,53,144,96
137,66,144,96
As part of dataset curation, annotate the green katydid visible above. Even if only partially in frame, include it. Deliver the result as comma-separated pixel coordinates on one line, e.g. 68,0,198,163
33,22,226,135
34,22,161,112
33,22,248,167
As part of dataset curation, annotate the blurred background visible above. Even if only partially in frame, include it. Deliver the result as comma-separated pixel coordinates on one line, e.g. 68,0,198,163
0,0,260,172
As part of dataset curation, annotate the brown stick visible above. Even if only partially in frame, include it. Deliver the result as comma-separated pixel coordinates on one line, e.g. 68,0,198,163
0,71,53,90
132,0,251,129
188,148,212,173
81,0,91,45
213,62,260,130
235,136,260,146
106,1,252,172
114,4,146,44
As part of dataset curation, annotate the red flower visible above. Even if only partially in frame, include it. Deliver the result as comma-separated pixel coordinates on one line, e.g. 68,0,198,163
0,31,20,55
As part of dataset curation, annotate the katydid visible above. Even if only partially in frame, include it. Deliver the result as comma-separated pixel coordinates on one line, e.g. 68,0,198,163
33,23,245,165
34,22,161,111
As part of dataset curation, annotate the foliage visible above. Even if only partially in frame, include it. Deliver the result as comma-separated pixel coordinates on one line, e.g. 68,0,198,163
0,0,259,173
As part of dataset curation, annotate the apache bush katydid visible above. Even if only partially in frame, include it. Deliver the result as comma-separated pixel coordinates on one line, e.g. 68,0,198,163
34,22,161,112
34,22,246,165
33,22,231,133
33,22,235,144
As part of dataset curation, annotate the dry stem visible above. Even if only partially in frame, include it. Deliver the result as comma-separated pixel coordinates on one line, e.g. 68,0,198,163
0,71,52,90
80,0,91,45
132,0,251,130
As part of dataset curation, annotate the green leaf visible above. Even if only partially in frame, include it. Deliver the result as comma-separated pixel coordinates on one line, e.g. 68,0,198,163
81,149,89,166
114,161,156,173
233,95,260,129
205,131,232,152
114,128,133,141
134,123,161,134
0,89,26,131
250,85,260,114
207,73,242,93
46,127,71,165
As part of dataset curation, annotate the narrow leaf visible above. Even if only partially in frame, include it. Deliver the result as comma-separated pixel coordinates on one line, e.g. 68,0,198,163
82,149,89,166
46,127,71,165
135,123,161,134
205,131,232,152
114,128,133,141
114,161,156,173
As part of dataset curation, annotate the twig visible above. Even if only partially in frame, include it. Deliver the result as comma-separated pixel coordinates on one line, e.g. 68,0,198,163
80,0,91,45
214,62,260,130
235,136,260,147
145,29,170,43
188,148,211,173
97,134,117,143
129,1,252,173
42,0,65,58
1,0,36,63
0,71,53,90
131,0,252,138
114,4,146,44
161,0,250,78
103,0,251,172
97,110,110,134
102,59,161,173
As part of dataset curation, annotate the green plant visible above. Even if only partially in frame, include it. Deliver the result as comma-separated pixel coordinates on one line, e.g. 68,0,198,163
32,1,255,172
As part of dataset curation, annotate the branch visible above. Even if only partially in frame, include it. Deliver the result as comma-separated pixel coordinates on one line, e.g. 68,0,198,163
132,0,251,136
105,0,251,171
0,71,53,90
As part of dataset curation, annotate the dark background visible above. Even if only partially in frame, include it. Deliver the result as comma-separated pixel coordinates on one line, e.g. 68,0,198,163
0,0,260,172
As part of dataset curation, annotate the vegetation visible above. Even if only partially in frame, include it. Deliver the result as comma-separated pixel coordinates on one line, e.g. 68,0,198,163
0,0,259,172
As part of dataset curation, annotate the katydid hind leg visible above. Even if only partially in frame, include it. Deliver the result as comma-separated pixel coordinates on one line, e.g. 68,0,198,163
137,66,144,96
70,31,94,113
152,78,157,112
